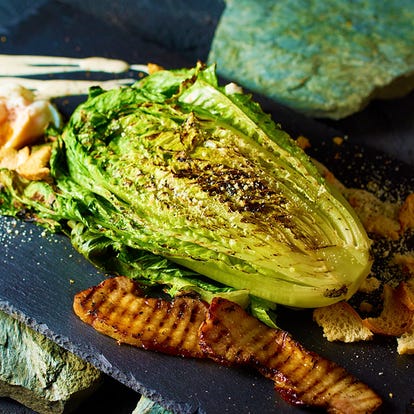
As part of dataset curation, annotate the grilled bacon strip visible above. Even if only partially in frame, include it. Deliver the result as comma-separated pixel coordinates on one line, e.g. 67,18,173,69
73,276,208,358
73,277,382,413
200,297,382,414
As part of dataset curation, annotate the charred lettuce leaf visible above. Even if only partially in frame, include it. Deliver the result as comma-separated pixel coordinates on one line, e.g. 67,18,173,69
50,63,371,308
0,64,371,310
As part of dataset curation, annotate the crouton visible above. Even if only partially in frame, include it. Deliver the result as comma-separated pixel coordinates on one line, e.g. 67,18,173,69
313,301,373,342
399,193,414,233
362,284,414,336
16,144,51,181
396,278,414,311
392,253,414,276
397,329,414,355
358,276,381,294
345,188,401,240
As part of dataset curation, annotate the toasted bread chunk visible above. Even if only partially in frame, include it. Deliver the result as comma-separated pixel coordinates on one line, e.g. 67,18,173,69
397,329,414,355
73,276,208,358
393,253,414,277
313,302,373,342
357,276,381,294
396,278,414,311
16,144,51,181
200,297,382,414
399,193,414,232
0,143,51,181
345,188,400,240
0,146,30,170
147,63,164,74
363,284,414,336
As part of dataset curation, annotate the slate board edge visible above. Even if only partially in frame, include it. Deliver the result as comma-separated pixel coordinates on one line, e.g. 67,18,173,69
0,299,199,414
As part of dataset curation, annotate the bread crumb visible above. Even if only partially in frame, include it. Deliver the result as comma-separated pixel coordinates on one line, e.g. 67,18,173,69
396,278,414,311
397,329,414,355
392,253,414,276
296,135,311,150
147,63,164,75
358,276,381,294
399,193,414,233
359,301,373,313
332,136,344,146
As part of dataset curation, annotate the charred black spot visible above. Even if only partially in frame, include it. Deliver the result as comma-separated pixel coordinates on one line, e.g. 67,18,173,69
173,161,288,219
177,301,187,319
190,306,199,323
324,285,348,298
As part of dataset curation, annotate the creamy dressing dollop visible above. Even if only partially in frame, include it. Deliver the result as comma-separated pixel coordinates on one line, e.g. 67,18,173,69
0,54,148,98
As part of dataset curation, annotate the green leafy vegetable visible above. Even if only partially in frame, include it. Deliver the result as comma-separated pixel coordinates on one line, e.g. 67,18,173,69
0,63,372,315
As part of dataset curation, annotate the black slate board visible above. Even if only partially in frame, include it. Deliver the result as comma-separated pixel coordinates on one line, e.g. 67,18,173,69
0,1,414,413
1,141,414,414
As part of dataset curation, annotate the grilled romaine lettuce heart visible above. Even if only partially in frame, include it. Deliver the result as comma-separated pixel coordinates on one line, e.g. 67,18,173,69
52,63,371,308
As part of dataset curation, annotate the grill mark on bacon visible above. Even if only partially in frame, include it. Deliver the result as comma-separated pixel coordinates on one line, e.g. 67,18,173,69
73,276,208,358
200,297,382,414
73,277,382,413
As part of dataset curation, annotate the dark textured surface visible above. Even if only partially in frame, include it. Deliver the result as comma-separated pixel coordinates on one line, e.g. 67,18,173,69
0,1,413,413
1,169,414,414
56,0,225,63
324,89,414,166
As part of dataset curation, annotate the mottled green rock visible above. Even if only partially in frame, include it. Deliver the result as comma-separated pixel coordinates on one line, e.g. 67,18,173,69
0,310,102,413
209,0,414,119
132,395,173,414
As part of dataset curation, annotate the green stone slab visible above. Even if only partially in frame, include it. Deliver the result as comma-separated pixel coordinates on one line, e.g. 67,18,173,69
0,310,103,414
132,395,173,414
209,0,414,119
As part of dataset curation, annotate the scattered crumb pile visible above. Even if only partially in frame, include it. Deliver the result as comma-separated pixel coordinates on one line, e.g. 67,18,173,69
314,276,414,355
302,135,414,355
